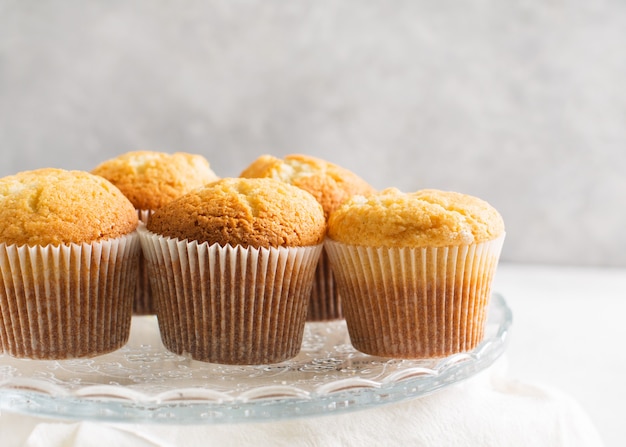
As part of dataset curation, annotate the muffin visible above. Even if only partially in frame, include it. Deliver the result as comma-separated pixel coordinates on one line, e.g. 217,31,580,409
240,154,376,321
92,151,219,314
139,177,326,364
325,188,505,358
0,168,140,359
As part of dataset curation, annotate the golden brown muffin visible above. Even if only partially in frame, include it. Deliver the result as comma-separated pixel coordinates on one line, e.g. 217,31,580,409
0,168,138,246
92,150,219,210
240,154,375,321
328,188,505,248
92,151,218,314
240,154,375,220
147,177,326,248
140,177,326,364
0,168,141,359
325,188,505,359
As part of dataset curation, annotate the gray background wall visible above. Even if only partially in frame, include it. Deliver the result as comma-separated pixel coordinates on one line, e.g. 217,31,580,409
1,1,625,267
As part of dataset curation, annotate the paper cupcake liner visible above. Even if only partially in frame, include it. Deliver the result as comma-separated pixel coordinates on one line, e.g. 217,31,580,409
134,209,156,315
325,235,505,358
0,233,140,359
306,249,343,321
138,226,323,365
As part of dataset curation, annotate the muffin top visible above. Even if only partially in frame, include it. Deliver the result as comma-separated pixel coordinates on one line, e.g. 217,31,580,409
240,154,375,220
0,168,138,246
92,150,219,210
147,177,326,248
328,188,505,248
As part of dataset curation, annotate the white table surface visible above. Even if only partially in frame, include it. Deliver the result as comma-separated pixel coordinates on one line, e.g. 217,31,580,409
492,263,626,447
0,262,623,446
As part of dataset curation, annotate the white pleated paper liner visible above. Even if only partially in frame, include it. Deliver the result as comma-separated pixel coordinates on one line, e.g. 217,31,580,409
325,234,505,359
306,249,343,322
134,209,155,315
138,226,323,365
0,232,140,359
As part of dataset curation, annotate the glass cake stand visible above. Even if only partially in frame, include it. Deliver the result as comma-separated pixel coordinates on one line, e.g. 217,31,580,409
0,294,512,424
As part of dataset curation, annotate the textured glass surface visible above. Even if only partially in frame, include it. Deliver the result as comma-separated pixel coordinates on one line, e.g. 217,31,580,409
0,294,512,424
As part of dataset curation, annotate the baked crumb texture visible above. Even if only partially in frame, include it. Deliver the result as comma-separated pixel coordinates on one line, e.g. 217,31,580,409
92,150,219,210
0,168,138,246
240,153,375,220
328,188,505,248
147,177,326,248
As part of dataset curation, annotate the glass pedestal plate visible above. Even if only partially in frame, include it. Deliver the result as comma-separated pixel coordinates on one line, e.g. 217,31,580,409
0,294,512,424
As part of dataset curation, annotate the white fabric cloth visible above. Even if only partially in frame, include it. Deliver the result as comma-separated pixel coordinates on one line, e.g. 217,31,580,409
0,358,603,447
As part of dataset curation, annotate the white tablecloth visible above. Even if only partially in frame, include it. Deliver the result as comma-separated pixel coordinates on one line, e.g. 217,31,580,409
2,262,623,446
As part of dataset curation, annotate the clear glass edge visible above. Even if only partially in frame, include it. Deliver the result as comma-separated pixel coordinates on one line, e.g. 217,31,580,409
0,293,512,424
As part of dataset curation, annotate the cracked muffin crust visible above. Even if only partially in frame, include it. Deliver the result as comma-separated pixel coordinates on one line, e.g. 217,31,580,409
92,150,219,211
240,154,375,220
147,177,326,248
0,168,138,246
328,188,505,247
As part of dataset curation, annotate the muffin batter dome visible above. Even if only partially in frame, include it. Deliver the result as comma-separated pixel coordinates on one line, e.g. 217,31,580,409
328,188,505,247
147,177,326,248
92,151,219,210
0,168,138,246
